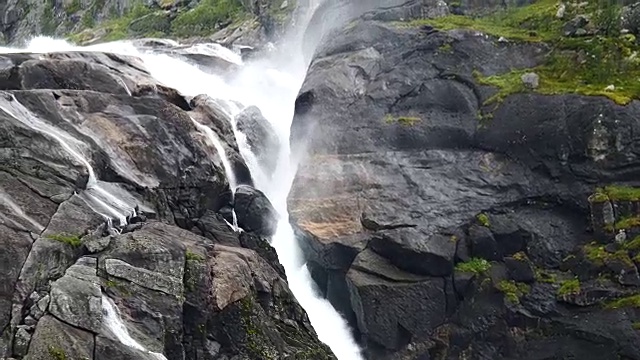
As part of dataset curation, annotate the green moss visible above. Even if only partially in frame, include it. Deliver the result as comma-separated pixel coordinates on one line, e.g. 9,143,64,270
406,0,640,105
615,216,640,230
535,268,557,283
455,257,491,274
623,236,640,251
476,212,490,227
496,280,530,304
603,185,640,201
49,346,67,360
384,114,421,126
438,43,453,53
46,233,82,247
605,294,640,309
589,188,611,203
584,243,635,267
171,0,245,37
186,250,205,262
402,0,562,41
512,251,527,261
632,322,640,330
557,278,581,296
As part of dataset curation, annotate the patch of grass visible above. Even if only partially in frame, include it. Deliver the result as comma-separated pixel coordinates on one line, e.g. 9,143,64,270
402,0,562,41
186,250,205,262
407,0,640,105
438,42,453,53
624,236,640,251
384,114,422,126
557,278,581,296
584,242,635,267
603,185,640,201
48,346,67,360
605,294,640,309
496,280,530,304
633,322,640,330
46,233,82,247
588,189,610,203
41,0,58,35
455,257,491,274
476,212,490,227
171,0,245,37
615,216,640,230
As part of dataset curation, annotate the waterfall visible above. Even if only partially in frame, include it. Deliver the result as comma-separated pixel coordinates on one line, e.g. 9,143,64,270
101,295,167,359
0,93,133,225
1,5,364,358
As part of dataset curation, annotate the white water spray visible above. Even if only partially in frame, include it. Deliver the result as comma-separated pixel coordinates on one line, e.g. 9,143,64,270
1,6,364,357
101,295,167,359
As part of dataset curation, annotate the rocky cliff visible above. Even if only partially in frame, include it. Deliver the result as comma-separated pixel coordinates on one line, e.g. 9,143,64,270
290,0,640,359
0,48,333,359
0,0,294,46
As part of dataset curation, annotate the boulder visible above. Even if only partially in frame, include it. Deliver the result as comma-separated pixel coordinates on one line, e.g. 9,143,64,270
24,315,94,360
236,106,281,177
48,257,102,333
233,185,279,236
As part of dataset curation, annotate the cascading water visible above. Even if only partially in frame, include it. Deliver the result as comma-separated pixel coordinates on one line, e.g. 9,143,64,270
0,93,134,225
101,295,167,360
0,4,364,359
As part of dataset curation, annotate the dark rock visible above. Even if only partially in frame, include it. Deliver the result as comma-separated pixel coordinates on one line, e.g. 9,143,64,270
195,209,241,246
236,105,281,176
233,185,279,236
346,249,446,350
12,326,30,357
563,15,590,37
469,225,501,261
505,255,536,283
370,228,455,276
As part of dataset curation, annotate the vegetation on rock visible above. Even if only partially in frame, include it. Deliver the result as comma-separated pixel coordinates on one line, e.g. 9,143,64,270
557,278,581,296
496,280,530,304
605,294,640,309
455,257,491,274
476,212,490,227
406,0,640,105
46,233,82,247
384,114,422,126
48,346,67,360
171,0,246,37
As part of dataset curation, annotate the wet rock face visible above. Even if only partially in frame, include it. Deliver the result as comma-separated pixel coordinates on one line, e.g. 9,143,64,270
234,184,279,237
289,5,640,359
236,106,281,177
0,48,330,359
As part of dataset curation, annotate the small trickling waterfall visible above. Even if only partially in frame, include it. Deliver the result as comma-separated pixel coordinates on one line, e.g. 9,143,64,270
0,93,134,225
190,117,241,230
101,295,167,359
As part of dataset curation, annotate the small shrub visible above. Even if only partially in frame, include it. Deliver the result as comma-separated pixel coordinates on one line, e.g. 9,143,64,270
476,213,490,227
46,233,82,247
496,280,530,304
455,258,491,274
557,278,581,296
